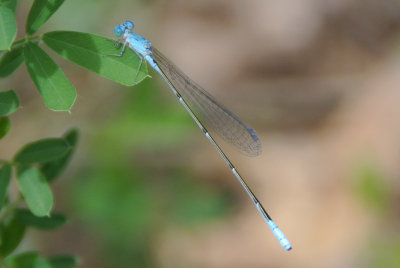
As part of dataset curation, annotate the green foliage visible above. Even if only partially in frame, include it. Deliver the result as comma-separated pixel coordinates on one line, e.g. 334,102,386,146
43,31,148,86
0,5,17,50
5,251,79,268
14,138,71,164
15,209,67,229
0,215,26,257
0,0,18,13
17,166,54,217
0,116,10,139
0,0,151,266
1,2,149,111
5,251,39,267
0,47,24,77
47,255,79,268
0,90,18,139
0,164,11,210
0,128,78,261
0,89,20,115
0,65,78,261
24,42,77,111
26,0,65,35
40,129,78,182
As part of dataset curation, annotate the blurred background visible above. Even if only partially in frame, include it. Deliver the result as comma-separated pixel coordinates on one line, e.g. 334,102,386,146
2,0,400,267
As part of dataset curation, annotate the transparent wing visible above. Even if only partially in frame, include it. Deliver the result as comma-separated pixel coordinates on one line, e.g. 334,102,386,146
152,48,262,156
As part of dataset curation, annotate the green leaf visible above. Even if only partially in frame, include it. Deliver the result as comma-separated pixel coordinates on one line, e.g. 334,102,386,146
0,0,18,13
5,251,39,267
43,31,148,86
26,0,65,35
15,209,66,229
17,166,53,217
40,128,78,182
0,46,24,77
0,5,17,50
63,128,78,145
0,89,20,115
33,257,52,268
24,41,76,111
47,255,79,268
6,254,79,268
0,164,11,210
0,216,26,257
14,138,71,164
0,116,10,139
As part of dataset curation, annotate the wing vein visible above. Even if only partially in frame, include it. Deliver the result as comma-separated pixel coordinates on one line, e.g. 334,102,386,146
152,48,262,156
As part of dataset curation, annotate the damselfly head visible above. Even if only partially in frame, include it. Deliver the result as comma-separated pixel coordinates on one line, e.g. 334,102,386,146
114,21,134,37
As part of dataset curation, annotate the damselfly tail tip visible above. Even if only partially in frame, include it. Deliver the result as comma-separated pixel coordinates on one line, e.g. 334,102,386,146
280,239,292,251
267,220,292,251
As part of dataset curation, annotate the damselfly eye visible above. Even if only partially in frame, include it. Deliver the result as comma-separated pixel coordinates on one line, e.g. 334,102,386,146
114,26,124,37
124,20,134,29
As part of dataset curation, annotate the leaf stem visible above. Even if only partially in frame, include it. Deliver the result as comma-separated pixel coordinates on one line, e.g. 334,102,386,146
7,35,42,51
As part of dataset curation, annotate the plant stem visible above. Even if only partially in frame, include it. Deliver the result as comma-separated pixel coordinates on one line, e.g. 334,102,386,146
14,35,41,46
0,35,42,55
